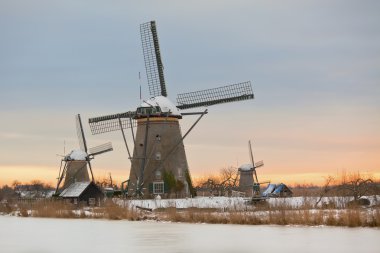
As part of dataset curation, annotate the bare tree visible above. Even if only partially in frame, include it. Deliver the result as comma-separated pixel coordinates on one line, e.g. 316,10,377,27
315,176,334,207
219,167,239,189
339,172,374,201
11,180,21,191
195,166,240,196
0,185,18,200
199,177,220,195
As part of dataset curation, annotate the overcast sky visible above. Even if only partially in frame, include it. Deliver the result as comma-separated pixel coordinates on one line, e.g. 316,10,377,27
1,0,379,186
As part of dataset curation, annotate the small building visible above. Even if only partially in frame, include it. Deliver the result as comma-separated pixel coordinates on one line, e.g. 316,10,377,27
59,181,104,205
262,183,293,198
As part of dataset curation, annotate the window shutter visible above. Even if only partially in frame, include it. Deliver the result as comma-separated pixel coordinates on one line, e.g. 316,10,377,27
149,183,153,193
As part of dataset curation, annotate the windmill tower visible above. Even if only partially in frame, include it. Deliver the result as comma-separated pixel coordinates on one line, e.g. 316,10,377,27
88,21,255,198
55,114,113,194
238,140,264,197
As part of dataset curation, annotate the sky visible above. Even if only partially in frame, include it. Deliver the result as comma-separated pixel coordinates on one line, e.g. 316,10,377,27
1,0,379,186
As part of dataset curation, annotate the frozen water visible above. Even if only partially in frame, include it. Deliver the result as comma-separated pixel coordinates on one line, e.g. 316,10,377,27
0,216,379,253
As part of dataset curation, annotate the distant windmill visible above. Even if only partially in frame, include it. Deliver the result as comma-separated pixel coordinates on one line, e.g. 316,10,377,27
88,21,255,198
238,140,264,197
55,114,113,194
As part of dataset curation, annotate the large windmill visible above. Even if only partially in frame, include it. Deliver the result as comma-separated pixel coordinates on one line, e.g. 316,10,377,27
55,114,113,194
88,21,255,198
238,140,264,197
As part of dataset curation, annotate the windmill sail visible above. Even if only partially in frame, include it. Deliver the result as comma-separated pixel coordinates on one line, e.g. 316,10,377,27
140,21,167,97
255,160,264,168
76,114,88,152
248,140,258,183
88,111,137,135
88,142,113,156
249,140,254,166
176,81,254,110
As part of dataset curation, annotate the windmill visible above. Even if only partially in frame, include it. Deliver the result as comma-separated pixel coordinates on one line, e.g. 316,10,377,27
88,21,255,198
55,114,113,194
238,140,264,197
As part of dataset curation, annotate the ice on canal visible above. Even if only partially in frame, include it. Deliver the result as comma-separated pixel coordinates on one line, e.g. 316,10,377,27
0,216,379,253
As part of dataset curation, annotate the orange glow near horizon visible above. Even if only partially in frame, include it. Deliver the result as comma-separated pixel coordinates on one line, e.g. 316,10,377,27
0,166,58,187
1,165,379,188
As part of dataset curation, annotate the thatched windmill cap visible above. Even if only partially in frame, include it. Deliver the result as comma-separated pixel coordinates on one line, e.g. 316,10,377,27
66,149,87,161
238,164,254,171
141,96,181,116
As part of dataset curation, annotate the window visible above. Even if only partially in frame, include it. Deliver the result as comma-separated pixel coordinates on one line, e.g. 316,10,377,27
153,182,164,194
155,170,162,180
155,152,161,160
178,168,183,178
156,134,161,142
89,198,96,206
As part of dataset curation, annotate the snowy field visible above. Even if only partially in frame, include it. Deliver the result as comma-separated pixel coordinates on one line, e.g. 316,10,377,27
0,216,379,253
121,195,380,210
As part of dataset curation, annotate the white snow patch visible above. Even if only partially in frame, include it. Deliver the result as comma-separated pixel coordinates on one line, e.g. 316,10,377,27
59,182,91,197
141,96,181,116
116,195,380,211
68,149,87,160
239,164,253,171
118,196,248,210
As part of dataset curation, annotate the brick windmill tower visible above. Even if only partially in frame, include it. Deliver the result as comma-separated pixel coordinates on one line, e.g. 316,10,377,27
238,140,264,197
88,21,255,198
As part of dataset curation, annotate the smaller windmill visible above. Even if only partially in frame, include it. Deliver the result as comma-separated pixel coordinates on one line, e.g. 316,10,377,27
55,114,113,194
238,140,264,197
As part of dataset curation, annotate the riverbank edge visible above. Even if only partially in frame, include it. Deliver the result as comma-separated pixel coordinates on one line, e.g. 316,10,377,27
1,201,379,228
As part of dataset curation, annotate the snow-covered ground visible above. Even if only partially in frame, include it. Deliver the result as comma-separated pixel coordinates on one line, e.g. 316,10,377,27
119,195,379,211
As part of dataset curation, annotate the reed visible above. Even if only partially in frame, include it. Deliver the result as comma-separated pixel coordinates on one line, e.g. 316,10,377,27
154,204,380,227
3,197,379,227
32,201,77,218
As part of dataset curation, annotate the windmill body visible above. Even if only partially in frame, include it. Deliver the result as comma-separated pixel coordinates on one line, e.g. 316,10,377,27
88,21,255,198
238,141,264,197
127,96,190,197
62,150,90,189
238,164,255,197
55,115,113,195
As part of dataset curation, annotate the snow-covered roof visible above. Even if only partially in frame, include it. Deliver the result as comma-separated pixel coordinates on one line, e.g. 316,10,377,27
140,96,181,116
67,149,87,161
238,164,253,171
59,182,91,198
262,184,277,196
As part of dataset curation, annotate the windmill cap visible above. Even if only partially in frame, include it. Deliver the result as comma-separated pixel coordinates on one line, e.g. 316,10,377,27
238,164,253,171
141,96,181,116
67,149,88,161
